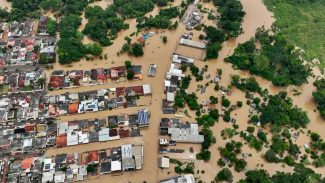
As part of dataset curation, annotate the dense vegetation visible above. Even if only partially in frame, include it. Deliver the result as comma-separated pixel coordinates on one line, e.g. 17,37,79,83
136,6,180,29
259,91,309,128
57,15,102,64
83,5,128,46
239,164,324,183
1,0,93,21
226,28,311,87
263,0,325,69
112,0,155,18
57,15,85,64
313,79,325,119
204,26,224,59
218,140,247,172
213,0,245,38
231,75,262,94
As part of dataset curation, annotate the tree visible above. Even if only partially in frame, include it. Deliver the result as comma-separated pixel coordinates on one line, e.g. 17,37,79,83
240,169,272,183
221,96,231,108
311,132,321,142
45,18,57,36
257,131,267,142
223,111,231,122
247,126,255,133
313,79,325,119
209,109,219,120
40,0,63,12
127,70,135,80
131,43,144,57
234,159,247,172
124,60,132,69
216,168,233,182
87,43,103,56
162,35,167,43
204,26,225,43
264,149,279,163
196,150,211,161
157,0,168,7
206,43,222,59
210,96,218,104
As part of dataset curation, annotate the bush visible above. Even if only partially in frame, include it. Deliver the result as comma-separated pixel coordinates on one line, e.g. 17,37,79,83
216,168,233,182
131,43,144,57
247,126,255,133
162,35,167,43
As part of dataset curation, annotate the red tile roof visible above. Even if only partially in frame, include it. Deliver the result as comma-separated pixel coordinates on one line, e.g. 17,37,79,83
88,151,99,162
68,102,79,114
21,157,34,170
56,135,67,148
24,124,35,132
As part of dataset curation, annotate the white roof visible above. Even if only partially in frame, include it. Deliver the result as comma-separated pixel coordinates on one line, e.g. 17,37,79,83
159,157,170,168
164,80,171,87
121,144,132,159
99,128,109,142
67,132,78,146
54,171,65,183
172,54,194,64
179,38,206,49
23,138,33,147
57,122,68,135
166,92,175,102
111,161,122,171
78,131,89,144
143,84,151,95
42,172,54,183
78,165,87,176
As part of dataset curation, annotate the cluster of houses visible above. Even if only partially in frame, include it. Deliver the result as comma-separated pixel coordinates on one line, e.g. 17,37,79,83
160,118,204,144
49,65,143,90
185,6,203,30
5,144,144,183
0,70,45,94
0,37,56,66
56,109,150,148
162,54,195,114
0,17,57,67
0,84,151,122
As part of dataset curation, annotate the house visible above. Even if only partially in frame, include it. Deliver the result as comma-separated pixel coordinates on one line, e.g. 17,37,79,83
172,54,194,64
179,38,206,49
121,144,135,171
137,109,150,127
98,128,109,142
168,123,204,144
21,157,35,170
42,172,54,183
148,64,157,77
160,174,195,183
158,157,170,168
54,171,65,183
88,151,99,164
100,161,111,174
111,160,122,172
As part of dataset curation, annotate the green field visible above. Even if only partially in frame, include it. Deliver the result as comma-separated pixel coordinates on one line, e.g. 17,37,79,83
263,0,325,69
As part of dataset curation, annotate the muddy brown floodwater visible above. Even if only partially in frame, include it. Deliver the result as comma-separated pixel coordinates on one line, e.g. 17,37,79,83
1,0,325,182
0,0,11,11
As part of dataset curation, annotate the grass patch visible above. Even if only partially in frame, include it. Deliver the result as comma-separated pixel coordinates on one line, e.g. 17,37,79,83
263,0,325,69
0,84,9,94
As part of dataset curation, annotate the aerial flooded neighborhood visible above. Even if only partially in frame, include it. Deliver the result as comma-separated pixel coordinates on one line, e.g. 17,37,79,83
0,0,324,183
